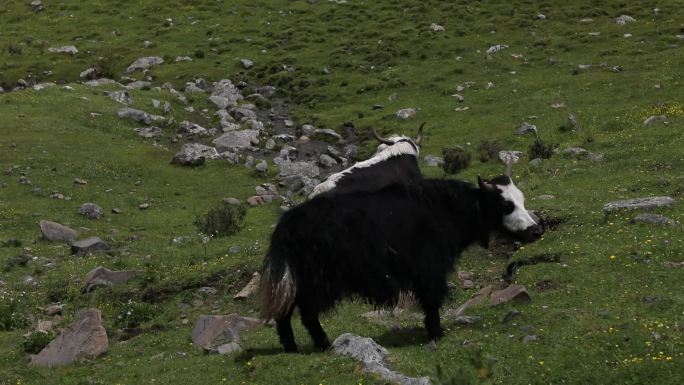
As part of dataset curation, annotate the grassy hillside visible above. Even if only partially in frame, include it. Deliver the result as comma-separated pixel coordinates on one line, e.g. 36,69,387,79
1,0,683,384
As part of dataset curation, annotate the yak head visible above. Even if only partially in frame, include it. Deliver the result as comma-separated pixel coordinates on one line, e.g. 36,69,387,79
477,175,543,243
372,123,424,157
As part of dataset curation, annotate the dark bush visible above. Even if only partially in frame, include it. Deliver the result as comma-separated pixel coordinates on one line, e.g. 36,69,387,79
529,138,555,160
114,301,156,329
2,253,30,272
0,300,29,331
6,43,22,55
194,49,205,59
193,203,246,238
23,331,55,354
477,140,502,163
441,146,472,175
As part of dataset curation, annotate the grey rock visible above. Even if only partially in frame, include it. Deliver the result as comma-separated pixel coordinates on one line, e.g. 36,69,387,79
278,160,320,178
175,56,193,62
210,79,242,108
126,56,164,73
85,78,117,87
172,143,219,166
178,121,209,136
71,237,109,255
568,112,581,132
486,44,508,54
265,138,276,150
256,85,277,97
125,81,152,90
134,126,163,138
629,213,676,226
105,90,133,105
230,106,257,121
39,220,78,242
396,108,417,120
80,266,140,293
562,147,603,161
615,15,636,25
490,285,532,305
30,1,44,12
313,128,343,142
185,83,205,94
603,196,675,213
522,335,539,343
424,155,444,167
117,108,165,125
48,46,78,55
207,342,242,355
240,59,254,69
30,308,108,367
191,314,262,349
516,122,538,136
213,130,260,152
169,88,188,104
301,124,316,136
331,333,431,385
255,160,268,174
643,115,668,126
79,68,97,80
78,203,104,219
234,272,261,300
223,197,241,206
319,154,338,168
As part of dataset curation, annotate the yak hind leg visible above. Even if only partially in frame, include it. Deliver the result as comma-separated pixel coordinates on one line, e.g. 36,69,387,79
276,305,298,353
413,282,446,341
299,305,330,351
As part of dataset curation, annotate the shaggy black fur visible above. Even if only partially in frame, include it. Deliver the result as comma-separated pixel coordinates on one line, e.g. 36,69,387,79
260,177,540,352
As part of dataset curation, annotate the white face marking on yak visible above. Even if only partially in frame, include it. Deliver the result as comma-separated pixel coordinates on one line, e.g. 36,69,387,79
497,181,538,233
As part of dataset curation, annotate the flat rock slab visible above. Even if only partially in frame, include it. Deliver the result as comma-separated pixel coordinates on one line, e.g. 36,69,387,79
191,314,262,349
81,266,140,293
490,285,532,305
331,333,431,385
40,220,78,242
30,308,108,368
213,130,259,152
126,56,164,73
603,196,675,213
630,213,677,226
71,237,109,255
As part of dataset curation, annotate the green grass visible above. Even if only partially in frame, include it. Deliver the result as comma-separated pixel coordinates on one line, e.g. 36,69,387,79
1,0,684,384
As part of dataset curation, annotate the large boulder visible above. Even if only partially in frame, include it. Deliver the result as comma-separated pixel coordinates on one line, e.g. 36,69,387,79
603,196,675,213
30,308,108,367
209,79,242,109
117,108,165,126
39,220,77,242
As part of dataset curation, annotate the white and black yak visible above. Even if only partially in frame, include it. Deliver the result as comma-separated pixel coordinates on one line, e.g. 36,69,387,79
260,175,543,352
308,124,424,198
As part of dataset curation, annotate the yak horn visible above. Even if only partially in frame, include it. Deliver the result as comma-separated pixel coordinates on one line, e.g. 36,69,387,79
504,161,513,177
414,122,425,146
372,128,395,145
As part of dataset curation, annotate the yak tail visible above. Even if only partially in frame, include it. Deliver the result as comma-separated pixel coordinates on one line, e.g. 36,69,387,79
259,255,297,321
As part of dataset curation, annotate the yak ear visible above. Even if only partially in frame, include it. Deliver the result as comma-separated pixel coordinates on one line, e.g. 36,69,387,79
477,176,492,191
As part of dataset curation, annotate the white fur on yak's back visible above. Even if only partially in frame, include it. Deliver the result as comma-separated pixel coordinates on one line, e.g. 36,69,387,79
308,138,419,198
260,262,297,321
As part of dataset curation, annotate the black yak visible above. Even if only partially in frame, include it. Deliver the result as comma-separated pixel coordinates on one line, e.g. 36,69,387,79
308,124,424,198
260,175,543,352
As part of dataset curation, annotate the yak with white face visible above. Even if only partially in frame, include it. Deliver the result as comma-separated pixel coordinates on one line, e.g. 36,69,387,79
477,175,543,243
308,124,424,198
261,176,543,352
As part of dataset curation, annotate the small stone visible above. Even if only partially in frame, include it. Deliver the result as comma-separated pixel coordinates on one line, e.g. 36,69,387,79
424,155,444,167
615,15,636,25
240,59,254,69
73,178,87,185
395,108,417,120
45,304,64,316
629,213,676,226
516,122,538,136
40,220,78,242
223,198,241,206
234,272,261,300
522,335,538,343
139,203,150,210
642,115,668,126
78,203,104,220
503,308,521,323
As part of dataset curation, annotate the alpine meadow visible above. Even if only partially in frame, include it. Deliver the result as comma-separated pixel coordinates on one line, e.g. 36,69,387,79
0,1,683,384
